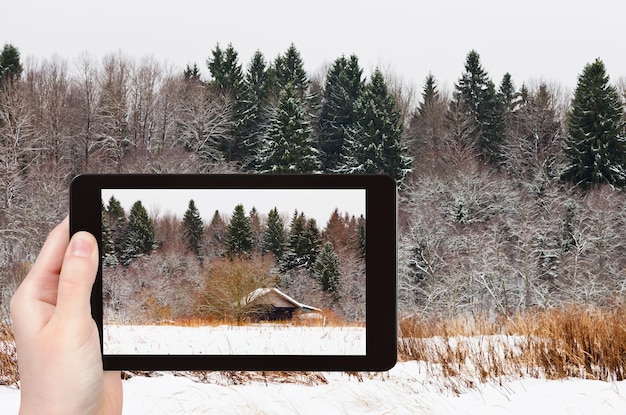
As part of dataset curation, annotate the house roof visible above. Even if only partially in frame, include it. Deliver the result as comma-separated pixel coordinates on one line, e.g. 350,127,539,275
245,288,322,312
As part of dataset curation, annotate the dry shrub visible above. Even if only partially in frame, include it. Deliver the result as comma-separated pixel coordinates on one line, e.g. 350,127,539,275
0,322,19,386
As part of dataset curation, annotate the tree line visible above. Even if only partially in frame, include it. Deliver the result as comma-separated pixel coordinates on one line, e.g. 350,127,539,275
1,40,626,320
101,196,366,322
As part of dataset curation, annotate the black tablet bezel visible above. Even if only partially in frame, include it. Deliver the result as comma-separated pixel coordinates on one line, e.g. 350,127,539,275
70,174,397,371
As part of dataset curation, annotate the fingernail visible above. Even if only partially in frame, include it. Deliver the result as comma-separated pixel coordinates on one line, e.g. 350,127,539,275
71,233,94,258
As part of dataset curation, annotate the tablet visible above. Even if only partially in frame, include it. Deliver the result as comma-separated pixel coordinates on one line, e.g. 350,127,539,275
70,174,397,371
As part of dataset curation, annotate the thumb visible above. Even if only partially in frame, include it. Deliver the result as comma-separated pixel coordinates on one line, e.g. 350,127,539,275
54,231,99,323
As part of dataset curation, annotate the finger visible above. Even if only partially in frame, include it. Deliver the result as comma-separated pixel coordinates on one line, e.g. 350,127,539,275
10,218,70,327
54,231,99,323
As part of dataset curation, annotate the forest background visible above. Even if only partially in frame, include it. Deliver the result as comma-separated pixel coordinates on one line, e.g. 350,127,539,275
0,40,626,326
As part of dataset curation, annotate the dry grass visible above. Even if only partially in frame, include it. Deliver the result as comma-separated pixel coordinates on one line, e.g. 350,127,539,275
0,322,19,386
3,305,625,390
399,305,626,390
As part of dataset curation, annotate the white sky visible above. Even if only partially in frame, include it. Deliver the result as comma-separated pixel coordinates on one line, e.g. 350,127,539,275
3,0,626,93
102,188,365,227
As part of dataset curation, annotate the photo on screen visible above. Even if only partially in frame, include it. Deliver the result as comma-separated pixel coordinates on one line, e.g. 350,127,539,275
100,188,366,356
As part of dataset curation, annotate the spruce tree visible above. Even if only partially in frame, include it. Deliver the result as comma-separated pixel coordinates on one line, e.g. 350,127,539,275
181,199,204,259
105,196,126,259
183,63,201,83
249,206,263,253
281,211,307,270
207,43,251,162
0,43,23,87
101,205,118,267
207,210,227,258
302,218,322,268
407,73,446,156
224,204,253,258
563,59,626,188
313,242,341,298
262,207,285,259
272,43,309,96
241,51,272,170
207,43,243,92
120,201,155,265
256,83,320,173
453,50,505,163
339,68,412,182
318,55,364,171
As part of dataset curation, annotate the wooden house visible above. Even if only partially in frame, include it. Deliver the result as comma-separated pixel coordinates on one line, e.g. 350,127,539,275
243,288,322,321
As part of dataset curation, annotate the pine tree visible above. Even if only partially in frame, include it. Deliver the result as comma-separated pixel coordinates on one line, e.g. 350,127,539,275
0,44,23,87
339,68,412,182
241,51,272,169
120,200,155,265
256,83,320,173
272,44,309,96
302,218,322,268
262,207,285,259
207,43,243,92
183,62,201,83
207,43,248,162
281,211,307,270
407,73,446,157
499,73,518,114
206,210,227,258
317,55,364,171
453,50,505,164
313,242,341,298
224,204,253,258
105,196,126,259
357,215,366,257
563,59,626,188
181,199,204,259
101,205,118,267
249,206,263,253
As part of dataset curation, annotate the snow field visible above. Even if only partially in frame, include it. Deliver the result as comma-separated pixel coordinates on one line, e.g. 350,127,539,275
104,323,367,355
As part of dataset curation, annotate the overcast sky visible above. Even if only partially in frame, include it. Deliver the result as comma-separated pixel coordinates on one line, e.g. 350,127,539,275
102,188,366,227
3,0,625,92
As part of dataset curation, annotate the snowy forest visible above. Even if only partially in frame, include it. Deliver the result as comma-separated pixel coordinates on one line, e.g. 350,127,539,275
1,40,626,324
101,195,366,323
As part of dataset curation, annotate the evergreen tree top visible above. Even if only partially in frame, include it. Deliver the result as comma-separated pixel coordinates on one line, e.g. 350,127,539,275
0,43,23,86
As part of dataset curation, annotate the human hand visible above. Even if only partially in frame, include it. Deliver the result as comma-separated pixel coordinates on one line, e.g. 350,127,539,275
10,218,122,415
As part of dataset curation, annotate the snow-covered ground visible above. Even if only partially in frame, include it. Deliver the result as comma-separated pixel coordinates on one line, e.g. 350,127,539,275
2,362,625,414
2,325,626,414
104,324,367,355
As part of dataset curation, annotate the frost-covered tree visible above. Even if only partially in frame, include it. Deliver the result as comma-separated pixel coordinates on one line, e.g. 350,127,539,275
181,199,204,259
313,242,341,297
262,207,285,259
563,59,626,188
96,53,132,172
317,55,364,171
338,68,412,182
224,204,253,258
256,83,320,173
120,200,154,265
